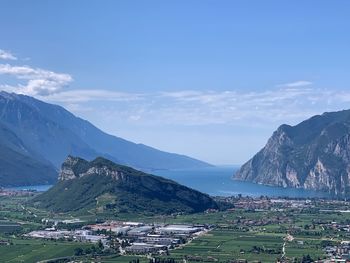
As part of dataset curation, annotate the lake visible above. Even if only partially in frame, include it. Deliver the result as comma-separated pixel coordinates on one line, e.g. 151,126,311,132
7,185,53,192
9,166,331,198
154,166,331,198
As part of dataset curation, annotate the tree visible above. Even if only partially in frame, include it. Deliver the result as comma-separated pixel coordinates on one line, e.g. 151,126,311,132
97,239,104,251
74,247,84,256
301,254,313,263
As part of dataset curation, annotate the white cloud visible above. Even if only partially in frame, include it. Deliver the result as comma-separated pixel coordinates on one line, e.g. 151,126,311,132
0,49,17,60
42,86,350,127
41,89,143,103
0,64,72,95
0,49,346,128
278,80,313,88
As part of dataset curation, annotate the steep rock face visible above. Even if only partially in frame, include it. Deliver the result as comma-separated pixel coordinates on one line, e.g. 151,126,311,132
58,156,126,181
34,156,218,213
58,156,82,181
234,110,350,196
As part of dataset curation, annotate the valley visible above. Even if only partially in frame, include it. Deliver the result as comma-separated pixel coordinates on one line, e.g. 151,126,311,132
0,191,349,262
1,2,348,262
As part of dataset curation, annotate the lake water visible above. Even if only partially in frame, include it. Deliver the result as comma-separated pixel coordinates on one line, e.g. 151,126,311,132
9,166,331,198
7,185,53,192
153,166,331,198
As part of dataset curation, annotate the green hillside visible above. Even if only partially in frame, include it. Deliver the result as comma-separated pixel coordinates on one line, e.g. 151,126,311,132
32,156,217,214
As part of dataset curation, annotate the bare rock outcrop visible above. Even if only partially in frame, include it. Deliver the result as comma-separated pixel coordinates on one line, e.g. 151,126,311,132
234,110,350,196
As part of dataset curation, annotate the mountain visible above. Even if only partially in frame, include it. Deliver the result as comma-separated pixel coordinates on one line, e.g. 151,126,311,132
234,109,350,196
32,156,218,214
0,91,211,186
0,122,57,186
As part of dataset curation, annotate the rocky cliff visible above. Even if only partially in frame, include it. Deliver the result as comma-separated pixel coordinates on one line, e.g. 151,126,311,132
58,155,127,181
33,156,218,213
234,110,350,196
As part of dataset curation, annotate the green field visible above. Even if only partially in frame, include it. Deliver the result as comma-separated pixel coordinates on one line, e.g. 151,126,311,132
0,238,91,263
1,195,348,262
167,229,323,262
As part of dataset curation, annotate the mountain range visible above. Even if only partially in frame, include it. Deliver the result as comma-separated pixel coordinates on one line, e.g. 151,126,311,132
234,109,350,196
32,156,218,214
0,91,211,186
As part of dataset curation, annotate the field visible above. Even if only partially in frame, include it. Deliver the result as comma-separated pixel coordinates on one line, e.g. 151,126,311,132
94,227,324,263
0,238,91,263
1,195,350,262
169,229,323,261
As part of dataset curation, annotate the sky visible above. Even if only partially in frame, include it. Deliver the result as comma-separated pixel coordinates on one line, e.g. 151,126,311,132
1,0,350,165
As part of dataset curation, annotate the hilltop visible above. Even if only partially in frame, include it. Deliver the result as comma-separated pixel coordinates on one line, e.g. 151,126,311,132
32,156,218,214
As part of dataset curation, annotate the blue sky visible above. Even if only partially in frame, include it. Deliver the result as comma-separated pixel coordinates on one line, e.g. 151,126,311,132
1,0,350,164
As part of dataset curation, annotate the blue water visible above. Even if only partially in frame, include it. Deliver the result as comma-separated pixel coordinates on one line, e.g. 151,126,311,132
7,185,52,192
153,166,331,198
10,166,331,198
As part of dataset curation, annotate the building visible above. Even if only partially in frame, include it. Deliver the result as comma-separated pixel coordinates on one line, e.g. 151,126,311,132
156,224,201,235
128,226,153,236
125,243,167,254
137,236,180,247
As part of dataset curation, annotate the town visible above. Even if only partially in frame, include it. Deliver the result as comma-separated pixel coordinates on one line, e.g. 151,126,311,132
3,192,350,262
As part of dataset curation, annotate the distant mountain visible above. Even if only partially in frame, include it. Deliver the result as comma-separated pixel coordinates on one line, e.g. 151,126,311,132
234,109,350,196
0,122,56,186
0,91,211,186
32,156,218,214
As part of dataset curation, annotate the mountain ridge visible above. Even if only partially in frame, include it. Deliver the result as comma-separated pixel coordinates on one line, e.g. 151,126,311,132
234,109,350,196
0,91,212,186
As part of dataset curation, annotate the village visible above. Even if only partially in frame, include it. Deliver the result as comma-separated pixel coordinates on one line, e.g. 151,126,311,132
4,193,350,262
